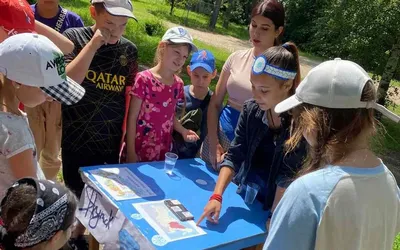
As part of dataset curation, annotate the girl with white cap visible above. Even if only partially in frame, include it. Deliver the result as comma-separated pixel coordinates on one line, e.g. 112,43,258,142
0,33,85,199
126,26,200,163
264,58,400,250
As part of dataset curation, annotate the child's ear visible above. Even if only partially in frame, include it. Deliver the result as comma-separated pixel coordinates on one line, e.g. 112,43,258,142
89,5,96,19
186,65,192,76
211,69,218,79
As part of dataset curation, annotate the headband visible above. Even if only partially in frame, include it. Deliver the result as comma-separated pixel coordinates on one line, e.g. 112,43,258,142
252,55,297,80
0,178,68,248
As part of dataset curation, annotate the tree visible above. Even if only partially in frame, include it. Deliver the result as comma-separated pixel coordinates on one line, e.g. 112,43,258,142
209,0,223,29
168,0,176,15
222,0,234,28
377,36,400,106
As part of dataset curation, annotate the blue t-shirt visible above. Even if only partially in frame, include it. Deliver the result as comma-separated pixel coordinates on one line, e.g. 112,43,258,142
31,5,84,33
264,162,400,250
176,85,212,158
183,85,212,143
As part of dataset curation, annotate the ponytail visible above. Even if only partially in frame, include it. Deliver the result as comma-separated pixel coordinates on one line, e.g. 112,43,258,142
282,42,301,88
260,42,301,95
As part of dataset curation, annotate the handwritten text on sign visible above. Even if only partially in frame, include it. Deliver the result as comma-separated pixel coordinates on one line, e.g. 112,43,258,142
77,184,125,244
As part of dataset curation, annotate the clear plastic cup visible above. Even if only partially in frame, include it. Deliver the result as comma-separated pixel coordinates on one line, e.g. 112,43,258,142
245,182,260,204
164,152,178,175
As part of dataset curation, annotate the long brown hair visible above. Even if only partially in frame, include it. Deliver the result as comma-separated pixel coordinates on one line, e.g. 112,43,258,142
286,81,377,176
251,0,285,45
261,42,301,94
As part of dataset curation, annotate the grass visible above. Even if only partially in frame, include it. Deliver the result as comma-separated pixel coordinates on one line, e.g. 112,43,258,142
141,0,249,41
394,235,400,250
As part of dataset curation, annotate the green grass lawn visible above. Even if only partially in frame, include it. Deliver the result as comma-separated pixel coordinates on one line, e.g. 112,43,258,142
394,235,400,250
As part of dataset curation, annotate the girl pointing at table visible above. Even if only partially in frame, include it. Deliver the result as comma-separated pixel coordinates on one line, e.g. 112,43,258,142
197,43,307,228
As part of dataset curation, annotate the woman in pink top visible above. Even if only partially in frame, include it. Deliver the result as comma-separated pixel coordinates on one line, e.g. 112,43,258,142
201,0,286,170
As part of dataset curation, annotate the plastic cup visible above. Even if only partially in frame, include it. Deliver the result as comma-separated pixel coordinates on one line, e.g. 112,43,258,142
164,152,178,175
245,182,260,204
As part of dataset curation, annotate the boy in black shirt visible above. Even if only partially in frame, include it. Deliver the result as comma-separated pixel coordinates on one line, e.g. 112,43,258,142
62,0,138,248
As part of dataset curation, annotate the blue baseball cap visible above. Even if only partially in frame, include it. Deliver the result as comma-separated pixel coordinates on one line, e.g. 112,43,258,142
189,50,216,73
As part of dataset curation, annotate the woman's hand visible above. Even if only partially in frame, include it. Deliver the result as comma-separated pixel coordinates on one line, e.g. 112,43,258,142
182,129,200,142
196,199,222,225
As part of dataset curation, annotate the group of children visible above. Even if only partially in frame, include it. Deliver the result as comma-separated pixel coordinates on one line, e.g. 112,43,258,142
0,0,399,250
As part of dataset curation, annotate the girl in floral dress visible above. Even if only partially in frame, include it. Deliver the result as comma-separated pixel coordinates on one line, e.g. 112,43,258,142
126,27,200,162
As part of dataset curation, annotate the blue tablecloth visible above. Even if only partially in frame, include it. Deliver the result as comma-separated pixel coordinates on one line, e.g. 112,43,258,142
80,158,268,250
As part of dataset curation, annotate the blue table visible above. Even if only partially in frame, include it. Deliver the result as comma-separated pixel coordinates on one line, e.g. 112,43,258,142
81,158,268,250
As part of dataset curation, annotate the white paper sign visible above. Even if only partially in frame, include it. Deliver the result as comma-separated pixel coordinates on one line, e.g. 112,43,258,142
89,167,156,201
77,184,126,244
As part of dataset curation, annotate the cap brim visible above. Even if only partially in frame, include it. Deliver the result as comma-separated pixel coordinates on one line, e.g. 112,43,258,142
274,95,303,114
104,6,137,20
190,63,213,73
40,77,85,105
169,38,198,52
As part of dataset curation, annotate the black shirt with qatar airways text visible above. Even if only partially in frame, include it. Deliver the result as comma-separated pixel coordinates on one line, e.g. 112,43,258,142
62,27,138,155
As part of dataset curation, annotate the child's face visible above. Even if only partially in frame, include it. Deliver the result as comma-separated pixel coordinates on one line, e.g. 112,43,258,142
90,7,128,44
162,43,189,72
16,84,53,108
187,67,216,89
250,73,292,111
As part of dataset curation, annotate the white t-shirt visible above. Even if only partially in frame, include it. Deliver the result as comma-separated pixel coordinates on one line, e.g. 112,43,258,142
0,111,45,198
264,161,400,250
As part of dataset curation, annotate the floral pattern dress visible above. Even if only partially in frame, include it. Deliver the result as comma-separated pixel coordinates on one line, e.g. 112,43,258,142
130,70,184,162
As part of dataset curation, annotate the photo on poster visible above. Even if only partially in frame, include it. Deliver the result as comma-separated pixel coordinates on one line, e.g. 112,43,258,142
133,200,206,242
89,167,156,201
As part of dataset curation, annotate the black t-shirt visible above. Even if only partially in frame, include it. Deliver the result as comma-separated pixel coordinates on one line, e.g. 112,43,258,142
62,27,138,155
251,128,280,178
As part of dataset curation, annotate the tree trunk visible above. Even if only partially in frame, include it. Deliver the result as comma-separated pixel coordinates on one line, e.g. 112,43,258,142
170,0,175,15
377,36,400,106
223,0,234,28
209,0,224,29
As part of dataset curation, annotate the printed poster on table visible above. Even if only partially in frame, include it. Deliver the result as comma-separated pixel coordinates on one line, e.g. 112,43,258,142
133,200,206,243
89,167,156,201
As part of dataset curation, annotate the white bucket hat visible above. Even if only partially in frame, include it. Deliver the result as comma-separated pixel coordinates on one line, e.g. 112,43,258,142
0,33,85,105
275,58,400,123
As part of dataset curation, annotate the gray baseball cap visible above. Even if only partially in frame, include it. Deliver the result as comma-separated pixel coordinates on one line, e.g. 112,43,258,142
91,0,137,20
162,26,198,52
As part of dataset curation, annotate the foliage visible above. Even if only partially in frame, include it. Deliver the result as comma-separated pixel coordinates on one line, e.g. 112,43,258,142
283,0,400,76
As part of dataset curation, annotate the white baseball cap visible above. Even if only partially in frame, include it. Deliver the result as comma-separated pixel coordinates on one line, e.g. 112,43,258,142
0,33,85,105
90,0,136,20
162,26,198,52
275,58,400,123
